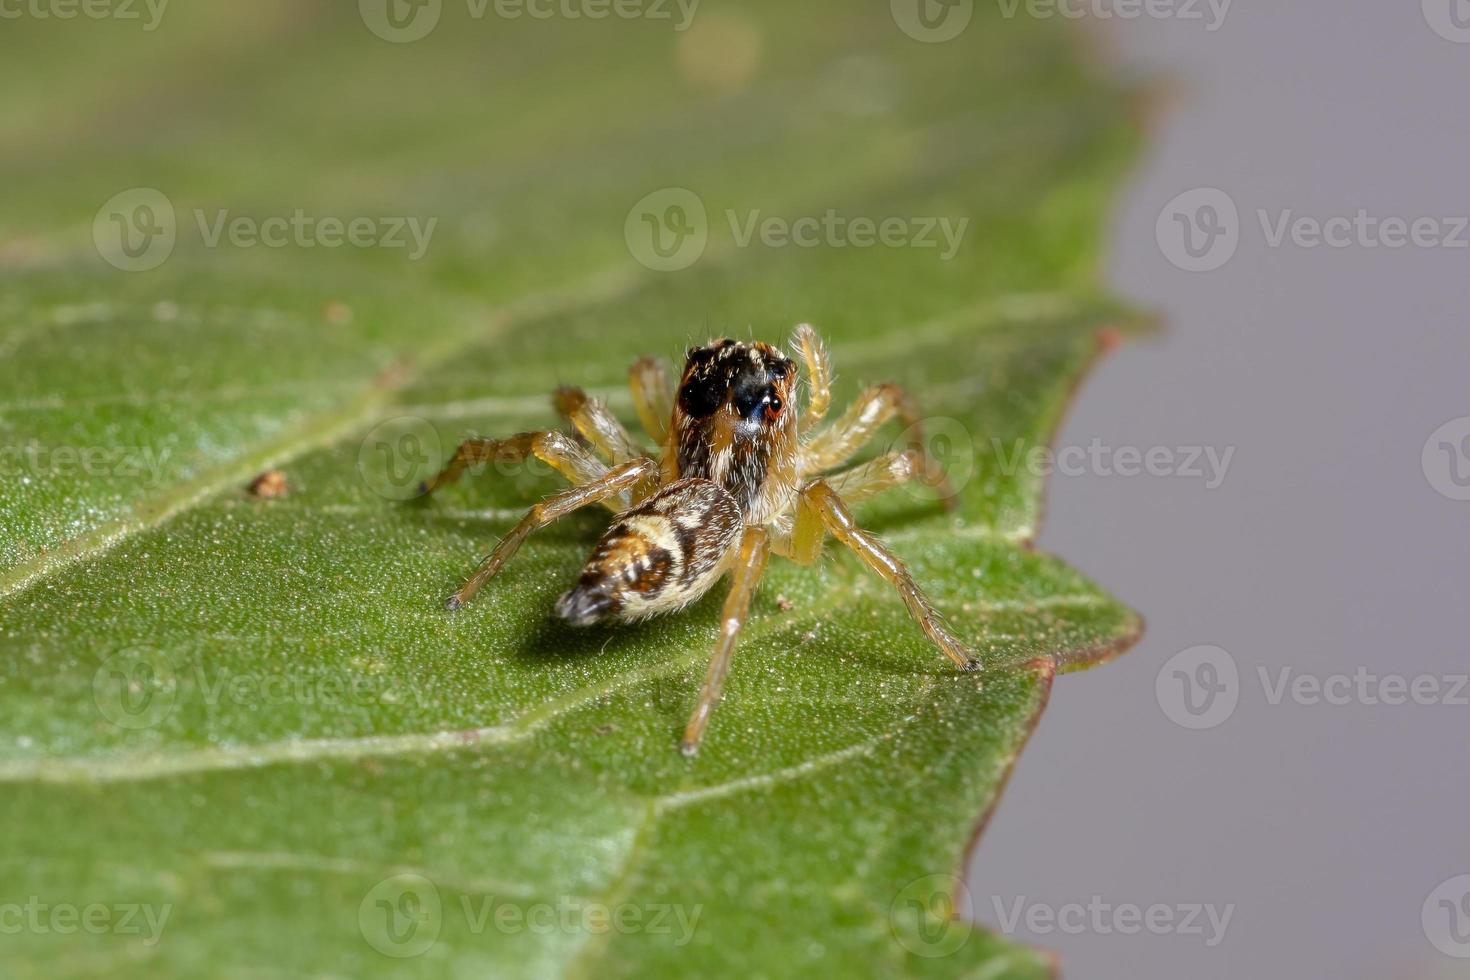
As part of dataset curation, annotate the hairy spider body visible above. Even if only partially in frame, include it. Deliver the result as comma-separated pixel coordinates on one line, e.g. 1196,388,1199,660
422,324,978,755
555,478,742,626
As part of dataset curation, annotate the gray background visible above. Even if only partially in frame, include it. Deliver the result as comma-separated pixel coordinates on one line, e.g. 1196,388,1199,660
967,3,1470,978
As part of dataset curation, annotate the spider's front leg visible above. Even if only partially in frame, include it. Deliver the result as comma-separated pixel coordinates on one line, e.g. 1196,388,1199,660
799,383,957,506
681,526,771,757
788,481,979,672
444,456,658,611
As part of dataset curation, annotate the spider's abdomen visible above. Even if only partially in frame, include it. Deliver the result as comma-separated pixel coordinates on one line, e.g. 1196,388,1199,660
555,478,742,626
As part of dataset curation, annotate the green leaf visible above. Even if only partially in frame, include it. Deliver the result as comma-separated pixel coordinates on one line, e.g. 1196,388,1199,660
0,2,1146,976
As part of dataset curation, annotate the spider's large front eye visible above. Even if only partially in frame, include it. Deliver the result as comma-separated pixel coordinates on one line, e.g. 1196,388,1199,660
678,378,723,418
733,383,780,422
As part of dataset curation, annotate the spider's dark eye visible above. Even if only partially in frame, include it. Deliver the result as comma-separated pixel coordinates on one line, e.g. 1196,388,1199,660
733,383,780,422
678,378,723,418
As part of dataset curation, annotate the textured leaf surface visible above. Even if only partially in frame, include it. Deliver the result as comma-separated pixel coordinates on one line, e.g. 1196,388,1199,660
0,2,1144,976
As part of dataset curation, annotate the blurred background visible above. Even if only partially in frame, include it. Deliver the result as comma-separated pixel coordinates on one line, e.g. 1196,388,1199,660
980,3,1470,979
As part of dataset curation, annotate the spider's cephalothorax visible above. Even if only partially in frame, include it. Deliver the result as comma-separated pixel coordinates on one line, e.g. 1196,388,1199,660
421,324,974,756
666,339,799,523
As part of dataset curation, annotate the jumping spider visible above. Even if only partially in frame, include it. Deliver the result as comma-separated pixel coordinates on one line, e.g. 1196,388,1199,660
422,324,980,756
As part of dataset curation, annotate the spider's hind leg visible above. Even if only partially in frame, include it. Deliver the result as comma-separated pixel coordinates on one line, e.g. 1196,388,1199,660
444,457,659,611
419,430,612,501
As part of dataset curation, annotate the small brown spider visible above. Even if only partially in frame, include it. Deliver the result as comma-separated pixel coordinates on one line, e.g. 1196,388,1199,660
422,324,980,755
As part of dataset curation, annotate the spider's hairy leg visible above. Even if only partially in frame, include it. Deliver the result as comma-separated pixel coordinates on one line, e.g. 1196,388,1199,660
419,430,609,499
681,526,771,757
444,457,658,611
794,481,980,672
628,356,674,447
799,383,957,507
791,323,831,431
554,386,646,465
824,448,937,507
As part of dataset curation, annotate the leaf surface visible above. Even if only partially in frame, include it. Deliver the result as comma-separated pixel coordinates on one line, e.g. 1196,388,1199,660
0,3,1145,976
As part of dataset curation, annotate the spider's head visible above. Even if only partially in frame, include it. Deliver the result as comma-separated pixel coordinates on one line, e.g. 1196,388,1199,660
676,338,797,433
670,338,800,516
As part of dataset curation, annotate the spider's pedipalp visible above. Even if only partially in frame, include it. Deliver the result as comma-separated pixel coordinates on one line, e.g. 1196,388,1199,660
791,323,831,431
